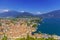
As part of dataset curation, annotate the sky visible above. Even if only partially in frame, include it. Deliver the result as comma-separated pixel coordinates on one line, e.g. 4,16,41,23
0,0,60,14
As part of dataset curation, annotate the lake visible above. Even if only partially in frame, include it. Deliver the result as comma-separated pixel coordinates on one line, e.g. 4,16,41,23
36,18,60,36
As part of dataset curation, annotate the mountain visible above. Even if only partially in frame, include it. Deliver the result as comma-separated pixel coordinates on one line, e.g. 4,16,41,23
0,10,60,18
17,12,35,17
38,10,60,18
0,10,35,18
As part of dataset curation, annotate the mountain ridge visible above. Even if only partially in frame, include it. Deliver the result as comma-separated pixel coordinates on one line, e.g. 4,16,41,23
0,10,60,18
39,10,60,18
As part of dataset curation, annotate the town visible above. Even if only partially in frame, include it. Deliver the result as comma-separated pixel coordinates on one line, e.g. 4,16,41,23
0,18,58,40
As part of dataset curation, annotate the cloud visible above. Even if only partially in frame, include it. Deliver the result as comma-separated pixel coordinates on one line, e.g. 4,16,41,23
20,11,25,12
3,10,9,12
0,9,9,13
36,12,42,14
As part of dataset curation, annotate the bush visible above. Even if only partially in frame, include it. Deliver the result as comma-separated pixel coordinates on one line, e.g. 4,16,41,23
2,35,7,40
0,23,2,26
32,24,38,28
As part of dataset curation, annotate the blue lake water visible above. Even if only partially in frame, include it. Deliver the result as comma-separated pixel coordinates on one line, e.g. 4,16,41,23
37,18,60,36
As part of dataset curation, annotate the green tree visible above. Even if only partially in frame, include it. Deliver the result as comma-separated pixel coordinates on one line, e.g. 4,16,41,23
32,24,38,28
0,23,2,26
2,35,7,40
